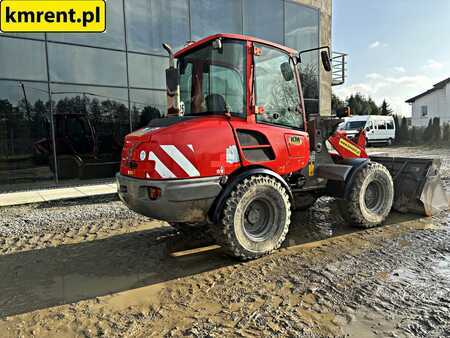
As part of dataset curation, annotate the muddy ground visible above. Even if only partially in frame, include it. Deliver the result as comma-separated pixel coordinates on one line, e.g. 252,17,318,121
0,146,449,338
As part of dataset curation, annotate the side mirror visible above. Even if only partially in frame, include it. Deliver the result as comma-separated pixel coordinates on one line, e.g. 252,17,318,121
165,68,179,93
163,43,181,116
212,38,222,50
162,43,180,92
321,51,332,72
280,62,294,82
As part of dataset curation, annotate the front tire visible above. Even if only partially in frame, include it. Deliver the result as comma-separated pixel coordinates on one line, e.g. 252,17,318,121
210,175,291,260
338,162,394,228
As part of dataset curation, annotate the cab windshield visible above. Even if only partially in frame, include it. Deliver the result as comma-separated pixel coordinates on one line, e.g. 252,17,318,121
178,40,246,117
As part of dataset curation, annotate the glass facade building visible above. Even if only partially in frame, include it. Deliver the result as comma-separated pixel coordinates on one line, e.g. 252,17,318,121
0,0,330,189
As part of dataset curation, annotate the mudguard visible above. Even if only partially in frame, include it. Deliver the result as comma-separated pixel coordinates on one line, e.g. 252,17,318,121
325,158,370,199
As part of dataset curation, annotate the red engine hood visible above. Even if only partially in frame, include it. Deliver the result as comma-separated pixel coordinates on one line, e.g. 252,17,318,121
120,116,241,180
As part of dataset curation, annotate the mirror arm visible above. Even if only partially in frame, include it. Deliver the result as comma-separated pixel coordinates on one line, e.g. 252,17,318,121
162,43,175,68
298,46,331,59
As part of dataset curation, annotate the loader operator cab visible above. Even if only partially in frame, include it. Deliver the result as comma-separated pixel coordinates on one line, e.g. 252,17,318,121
165,35,330,130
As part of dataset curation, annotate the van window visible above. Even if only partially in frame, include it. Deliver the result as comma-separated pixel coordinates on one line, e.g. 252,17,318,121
387,121,394,130
377,121,386,130
345,121,366,130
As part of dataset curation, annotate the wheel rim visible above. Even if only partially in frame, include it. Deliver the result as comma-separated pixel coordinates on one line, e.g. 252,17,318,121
364,181,385,213
243,198,276,242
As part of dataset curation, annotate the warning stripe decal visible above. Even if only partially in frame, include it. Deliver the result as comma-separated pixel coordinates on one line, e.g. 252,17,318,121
160,145,200,177
148,151,176,178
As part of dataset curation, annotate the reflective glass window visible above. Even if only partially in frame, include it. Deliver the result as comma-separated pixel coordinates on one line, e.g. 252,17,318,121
0,32,45,39
285,3,320,114
50,84,129,178
47,0,125,49
0,80,53,186
243,0,284,44
0,37,47,81
130,89,166,130
48,43,127,86
128,53,168,89
190,0,243,40
285,3,319,55
126,0,189,54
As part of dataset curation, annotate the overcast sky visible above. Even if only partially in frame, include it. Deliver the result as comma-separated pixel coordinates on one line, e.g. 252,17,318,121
332,0,450,116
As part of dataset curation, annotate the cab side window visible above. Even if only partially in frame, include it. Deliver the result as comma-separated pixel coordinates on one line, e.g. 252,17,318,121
254,44,303,129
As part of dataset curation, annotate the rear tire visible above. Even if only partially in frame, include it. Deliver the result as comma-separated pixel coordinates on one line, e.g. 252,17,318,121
338,162,394,228
210,175,291,260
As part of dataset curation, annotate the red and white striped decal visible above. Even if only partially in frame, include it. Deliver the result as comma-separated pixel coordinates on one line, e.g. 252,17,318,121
148,151,176,178
147,144,199,179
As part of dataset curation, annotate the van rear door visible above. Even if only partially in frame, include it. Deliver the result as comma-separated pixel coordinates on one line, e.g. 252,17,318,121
386,119,395,141
371,119,385,143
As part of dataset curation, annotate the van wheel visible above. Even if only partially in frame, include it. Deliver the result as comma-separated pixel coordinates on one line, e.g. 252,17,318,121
338,162,394,228
387,138,393,146
210,175,291,260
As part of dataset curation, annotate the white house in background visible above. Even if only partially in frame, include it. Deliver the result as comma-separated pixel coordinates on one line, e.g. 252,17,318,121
406,77,450,127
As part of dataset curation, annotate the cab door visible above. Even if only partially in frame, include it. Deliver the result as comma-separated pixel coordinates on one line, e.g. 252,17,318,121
230,43,309,176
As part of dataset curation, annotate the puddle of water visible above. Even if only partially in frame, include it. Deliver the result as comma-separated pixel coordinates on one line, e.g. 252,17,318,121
391,253,450,285
434,254,450,279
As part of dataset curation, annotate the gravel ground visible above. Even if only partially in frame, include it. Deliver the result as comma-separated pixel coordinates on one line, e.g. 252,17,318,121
0,146,448,337
0,195,143,237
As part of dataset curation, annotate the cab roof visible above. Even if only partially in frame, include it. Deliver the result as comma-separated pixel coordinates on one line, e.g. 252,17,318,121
174,33,298,58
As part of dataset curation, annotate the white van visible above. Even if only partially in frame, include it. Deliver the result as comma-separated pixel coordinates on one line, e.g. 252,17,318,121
342,115,396,146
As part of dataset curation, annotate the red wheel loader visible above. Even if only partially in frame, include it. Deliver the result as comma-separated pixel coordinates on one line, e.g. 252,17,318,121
117,34,448,260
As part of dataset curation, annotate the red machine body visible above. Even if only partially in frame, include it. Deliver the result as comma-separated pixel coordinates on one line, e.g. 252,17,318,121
116,33,446,260
120,34,316,183
117,34,370,224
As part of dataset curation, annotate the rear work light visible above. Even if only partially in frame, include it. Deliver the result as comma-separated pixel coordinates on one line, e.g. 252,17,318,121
148,187,161,200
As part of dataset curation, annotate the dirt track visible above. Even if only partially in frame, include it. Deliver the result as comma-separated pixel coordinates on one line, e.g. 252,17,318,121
0,146,449,338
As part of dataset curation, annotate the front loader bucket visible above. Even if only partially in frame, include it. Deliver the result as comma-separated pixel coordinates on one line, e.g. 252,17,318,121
370,156,448,216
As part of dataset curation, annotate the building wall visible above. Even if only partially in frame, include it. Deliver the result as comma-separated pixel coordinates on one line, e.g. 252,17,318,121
0,0,332,187
295,0,332,116
411,84,450,127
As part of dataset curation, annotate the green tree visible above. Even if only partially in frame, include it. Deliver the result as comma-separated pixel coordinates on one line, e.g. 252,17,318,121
138,106,161,129
346,93,366,116
442,124,450,144
380,100,393,116
331,93,345,114
399,117,409,145
367,98,381,115
422,119,433,144
89,98,102,125
346,93,381,116
432,117,441,144
410,126,417,145
393,114,401,144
